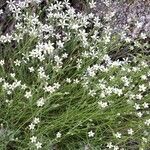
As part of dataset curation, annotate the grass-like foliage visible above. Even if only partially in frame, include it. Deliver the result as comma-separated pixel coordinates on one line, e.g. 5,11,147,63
0,0,150,149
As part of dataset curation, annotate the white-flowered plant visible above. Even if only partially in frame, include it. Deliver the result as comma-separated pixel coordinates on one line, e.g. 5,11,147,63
0,0,149,149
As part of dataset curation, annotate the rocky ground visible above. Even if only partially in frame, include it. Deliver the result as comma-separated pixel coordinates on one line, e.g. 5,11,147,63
71,0,150,37
92,0,150,37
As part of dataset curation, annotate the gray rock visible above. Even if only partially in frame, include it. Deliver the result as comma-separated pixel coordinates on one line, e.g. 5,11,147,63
92,0,150,37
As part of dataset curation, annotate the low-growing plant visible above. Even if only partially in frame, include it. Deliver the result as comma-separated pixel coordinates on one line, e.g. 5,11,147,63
0,0,149,149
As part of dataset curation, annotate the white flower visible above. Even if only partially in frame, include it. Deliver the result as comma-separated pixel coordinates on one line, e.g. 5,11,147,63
6,99,9,103
14,60,21,66
66,78,71,83
100,92,106,98
29,67,35,72
141,75,147,80
114,132,122,139
43,85,55,93
94,16,101,27
132,67,139,72
0,60,4,66
121,76,130,86
21,84,27,90
144,119,150,126
79,29,87,39
103,54,111,62
140,33,147,39
136,94,143,100
125,37,132,43
7,90,12,95
71,24,79,30
141,61,148,68
89,0,96,9
24,91,32,99
142,137,148,143
30,136,37,143
29,123,35,130
53,82,60,89
107,142,113,148
35,141,42,149
88,130,95,137
143,102,149,108
6,0,16,11
33,117,40,124
137,112,143,118
0,9,3,15
117,89,123,96
113,145,119,150
10,73,15,78
88,12,94,18
73,79,79,84
62,53,68,58
98,101,108,108
57,40,64,49
55,33,61,40
135,21,143,28
37,98,45,107
38,70,49,80
44,41,54,55
113,88,123,96
139,84,146,92
128,128,134,135
54,55,63,66
56,132,62,138
59,19,67,28
0,78,4,83
104,35,110,44
89,90,96,97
